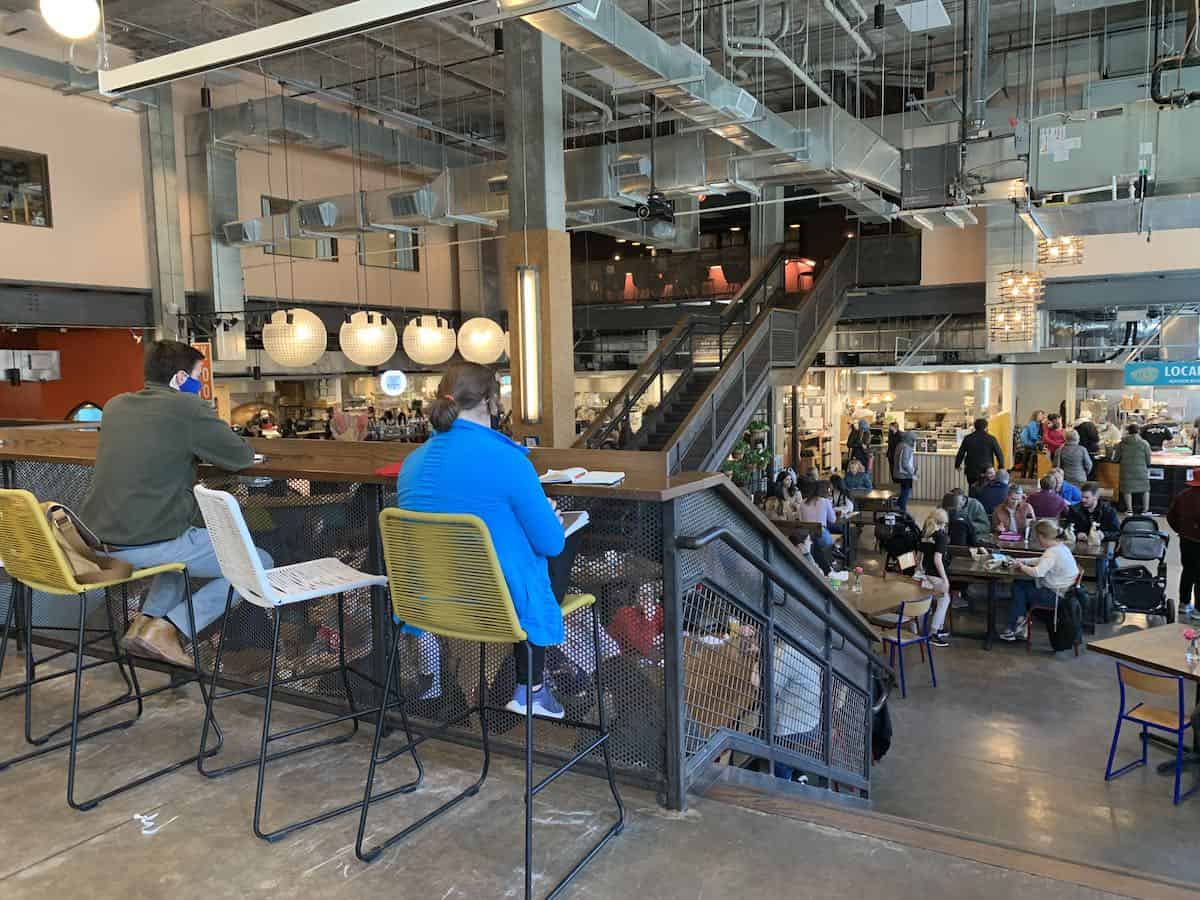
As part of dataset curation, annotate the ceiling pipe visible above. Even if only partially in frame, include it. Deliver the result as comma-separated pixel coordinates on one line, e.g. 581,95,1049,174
562,83,615,124
722,2,834,106
821,0,875,61
970,0,990,129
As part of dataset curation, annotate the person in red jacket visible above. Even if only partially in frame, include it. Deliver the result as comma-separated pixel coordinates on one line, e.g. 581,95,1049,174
1167,473,1200,621
1042,413,1066,460
608,580,664,658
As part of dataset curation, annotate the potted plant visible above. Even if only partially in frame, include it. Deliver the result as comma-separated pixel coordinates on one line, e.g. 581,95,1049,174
730,439,749,461
747,419,769,445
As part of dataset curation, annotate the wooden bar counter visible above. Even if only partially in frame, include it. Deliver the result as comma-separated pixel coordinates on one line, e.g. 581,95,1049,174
0,424,882,811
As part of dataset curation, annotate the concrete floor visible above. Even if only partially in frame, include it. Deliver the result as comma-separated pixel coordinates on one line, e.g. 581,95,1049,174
867,502,1200,887
0,660,1162,900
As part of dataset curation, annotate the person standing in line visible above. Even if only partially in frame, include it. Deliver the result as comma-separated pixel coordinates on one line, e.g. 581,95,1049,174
891,430,918,513
1166,473,1200,622
1042,414,1066,462
1019,410,1045,478
1075,414,1101,464
955,418,1005,487
1112,423,1153,515
885,420,901,481
847,419,872,472
1053,429,1092,487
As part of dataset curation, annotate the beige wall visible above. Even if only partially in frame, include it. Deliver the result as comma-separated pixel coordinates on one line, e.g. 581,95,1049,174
920,224,986,285
1053,229,1200,278
0,76,150,288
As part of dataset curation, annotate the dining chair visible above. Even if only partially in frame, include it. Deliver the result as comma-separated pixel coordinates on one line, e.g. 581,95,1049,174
871,595,935,699
1103,661,1197,805
1026,572,1083,656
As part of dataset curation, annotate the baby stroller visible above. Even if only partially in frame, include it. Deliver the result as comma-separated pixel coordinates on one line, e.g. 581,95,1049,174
1107,515,1173,623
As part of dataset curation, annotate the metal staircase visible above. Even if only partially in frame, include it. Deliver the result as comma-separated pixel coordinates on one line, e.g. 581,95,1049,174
578,240,861,474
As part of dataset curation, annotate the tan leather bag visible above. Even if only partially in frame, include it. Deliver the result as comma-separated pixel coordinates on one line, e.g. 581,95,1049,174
40,502,133,585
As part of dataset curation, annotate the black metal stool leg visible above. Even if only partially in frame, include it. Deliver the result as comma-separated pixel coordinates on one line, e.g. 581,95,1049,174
197,587,235,776
0,581,20,699
252,610,284,841
524,641,535,900
355,621,403,862
336,593,360,733
23,584,36,744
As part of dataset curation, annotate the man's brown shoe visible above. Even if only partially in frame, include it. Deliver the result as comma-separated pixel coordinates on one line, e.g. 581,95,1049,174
120,613,150,651
127,617,194,669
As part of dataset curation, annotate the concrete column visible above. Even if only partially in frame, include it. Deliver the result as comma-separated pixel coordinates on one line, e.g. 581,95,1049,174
141,88,185,340
502,21,573,447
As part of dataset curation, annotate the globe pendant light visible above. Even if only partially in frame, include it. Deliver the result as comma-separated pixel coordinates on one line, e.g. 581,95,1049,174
40,0,100,40
340,311,398,367
402,315,456,366
456,317,506,365
262,308,326,367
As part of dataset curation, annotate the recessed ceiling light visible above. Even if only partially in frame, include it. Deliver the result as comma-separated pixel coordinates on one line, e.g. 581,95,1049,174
730,226,742,232
789,223,801,229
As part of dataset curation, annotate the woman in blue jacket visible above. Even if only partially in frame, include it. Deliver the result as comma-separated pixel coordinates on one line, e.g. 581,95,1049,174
397,362,569,719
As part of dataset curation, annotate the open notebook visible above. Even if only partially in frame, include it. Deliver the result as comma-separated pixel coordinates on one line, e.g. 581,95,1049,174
539,467,626,486
561,510,590,539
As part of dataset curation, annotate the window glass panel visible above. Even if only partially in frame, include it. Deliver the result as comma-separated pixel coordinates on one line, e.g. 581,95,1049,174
359,229,419,271
0,148,51,227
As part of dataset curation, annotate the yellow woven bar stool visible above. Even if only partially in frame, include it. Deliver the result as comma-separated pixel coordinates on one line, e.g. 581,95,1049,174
0,488,220,810
355,509,625,900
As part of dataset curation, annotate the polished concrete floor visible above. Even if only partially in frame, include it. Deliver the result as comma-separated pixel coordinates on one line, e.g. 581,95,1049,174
0,659,1167,900
866,502,1200,887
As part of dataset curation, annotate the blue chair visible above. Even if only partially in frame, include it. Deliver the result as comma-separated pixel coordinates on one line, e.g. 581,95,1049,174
872,596,936,698
1104,661,1197,805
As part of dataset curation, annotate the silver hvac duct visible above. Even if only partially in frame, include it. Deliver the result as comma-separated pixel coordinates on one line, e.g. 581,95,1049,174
503,0,900,198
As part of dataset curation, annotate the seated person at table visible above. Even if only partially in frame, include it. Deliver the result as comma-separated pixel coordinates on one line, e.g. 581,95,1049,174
942,491,979,546
917,509,953,647
797,480,841,571
1001,520,1079,641
773,640,822,782
829,473,855,518
1063,481,1120,539
948,486,991,539
396,362,570,719
80,340,271,667
608,579,664,660
1051,467,1081,505
974,468,1011,516
842,459,873,493
1027,474,1069,520
992,485,1035,536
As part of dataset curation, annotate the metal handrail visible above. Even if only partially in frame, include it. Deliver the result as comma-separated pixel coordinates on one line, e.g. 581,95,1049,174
574,243,788,450
663,241,859,472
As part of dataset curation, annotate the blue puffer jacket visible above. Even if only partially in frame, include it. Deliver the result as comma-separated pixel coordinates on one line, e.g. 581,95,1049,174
397,418,566,646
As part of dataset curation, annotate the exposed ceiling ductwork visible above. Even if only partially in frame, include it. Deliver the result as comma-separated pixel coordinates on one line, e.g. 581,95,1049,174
502,0,901,207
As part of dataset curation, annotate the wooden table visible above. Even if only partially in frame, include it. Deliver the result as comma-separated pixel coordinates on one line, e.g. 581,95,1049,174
846,574,931,618
947,556,1022,650
850,490,896,514
1089,625,1200,770
769,513,861,566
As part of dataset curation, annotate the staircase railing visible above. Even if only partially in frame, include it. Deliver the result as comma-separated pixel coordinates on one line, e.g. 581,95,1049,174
663,240,861,474
575,245,788,450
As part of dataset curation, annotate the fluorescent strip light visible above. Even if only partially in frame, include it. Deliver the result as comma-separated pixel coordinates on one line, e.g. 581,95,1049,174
98,0,477,94
517,266,541,424
911,213,935,231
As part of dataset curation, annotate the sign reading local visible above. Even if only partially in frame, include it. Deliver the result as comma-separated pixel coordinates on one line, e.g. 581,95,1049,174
1125,361,1200,387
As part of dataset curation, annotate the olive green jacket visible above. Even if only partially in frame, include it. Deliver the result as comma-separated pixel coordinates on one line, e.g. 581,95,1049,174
80,384,255,546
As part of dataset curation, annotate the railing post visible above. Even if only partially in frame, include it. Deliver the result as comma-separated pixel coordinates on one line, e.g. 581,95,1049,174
761,540,775,756
660,498,688,810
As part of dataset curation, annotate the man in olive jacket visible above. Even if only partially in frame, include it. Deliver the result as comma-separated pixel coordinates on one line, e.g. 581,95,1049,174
80,341,271,667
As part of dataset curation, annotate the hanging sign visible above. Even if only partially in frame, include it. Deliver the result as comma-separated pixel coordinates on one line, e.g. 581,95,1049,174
380,370,408,396
190,341,214,401
1124,361,1200,387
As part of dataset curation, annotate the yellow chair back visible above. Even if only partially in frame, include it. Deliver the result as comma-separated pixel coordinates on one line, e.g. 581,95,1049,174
0,489,86,595
378,508,527,643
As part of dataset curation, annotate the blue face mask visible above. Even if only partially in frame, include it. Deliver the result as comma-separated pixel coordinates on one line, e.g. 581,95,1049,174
177,376,203,394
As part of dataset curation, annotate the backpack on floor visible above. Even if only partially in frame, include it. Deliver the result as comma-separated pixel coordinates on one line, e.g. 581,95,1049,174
1045,586,1085,652
877,513,921,572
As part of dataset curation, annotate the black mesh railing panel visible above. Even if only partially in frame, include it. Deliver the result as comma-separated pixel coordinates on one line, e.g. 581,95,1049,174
772,634,826,764
830,671,870,778
771,323,797,365
680,582,764,758
713,368,745,435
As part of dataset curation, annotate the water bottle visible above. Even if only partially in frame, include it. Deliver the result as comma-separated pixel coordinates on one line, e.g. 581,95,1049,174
852,567,864,593
1188,640,1199,665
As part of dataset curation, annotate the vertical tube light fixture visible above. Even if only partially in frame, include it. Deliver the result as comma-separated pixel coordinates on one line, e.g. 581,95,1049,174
517,266,542,424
